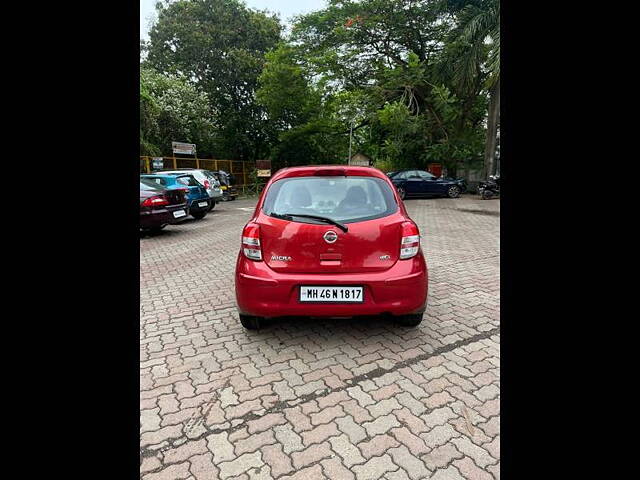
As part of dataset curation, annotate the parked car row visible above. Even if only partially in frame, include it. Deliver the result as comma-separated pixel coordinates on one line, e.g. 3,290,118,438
387,169,467,199
139,168,237,233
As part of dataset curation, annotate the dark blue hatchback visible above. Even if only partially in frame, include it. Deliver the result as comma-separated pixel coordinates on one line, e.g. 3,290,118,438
141,174,211,219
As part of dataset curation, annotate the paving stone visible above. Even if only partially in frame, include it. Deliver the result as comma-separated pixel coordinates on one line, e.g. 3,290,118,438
335,415,367,444
422,406,457,429
260,443,294,477
388,445,431,480
329,434,366,468
143,462,192,480
453,457,495,480
321,456,356,480
273,424,305,454
421,424,461,448
428,465,465,480
301,422,341,446
422,443,464,470
291,442,333,469
279,464,324,480
206,432,235,463
189,453,220,480
390,427,430,456
358,434,400,459
218,451,263,479
362,414,401,437
352,454,398,480
163,439,208,464
234,430,276,456
451,436,497,468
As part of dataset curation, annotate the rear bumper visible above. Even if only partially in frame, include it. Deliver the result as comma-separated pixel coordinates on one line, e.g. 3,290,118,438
140,204,188,228
235,253,428,318
189,198,211,212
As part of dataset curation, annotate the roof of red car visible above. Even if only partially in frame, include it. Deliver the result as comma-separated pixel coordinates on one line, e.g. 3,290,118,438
270,165,387,182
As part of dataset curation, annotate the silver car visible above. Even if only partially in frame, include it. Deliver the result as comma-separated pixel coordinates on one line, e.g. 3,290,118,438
160,169,223,209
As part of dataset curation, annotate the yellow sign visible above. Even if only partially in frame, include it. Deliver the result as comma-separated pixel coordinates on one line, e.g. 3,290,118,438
257,169,271,177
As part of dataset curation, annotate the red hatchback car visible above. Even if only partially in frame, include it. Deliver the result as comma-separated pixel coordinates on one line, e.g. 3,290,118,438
235,165,428,329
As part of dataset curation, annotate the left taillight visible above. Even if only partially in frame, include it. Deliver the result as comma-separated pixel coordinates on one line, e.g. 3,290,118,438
141,195,169,207
399,221,420,260
242,223,262,261
203,179,211,189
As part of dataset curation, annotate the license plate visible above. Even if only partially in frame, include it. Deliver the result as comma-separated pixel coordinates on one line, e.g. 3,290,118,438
173,210,186,218
198,201,208,208
299,286,364,303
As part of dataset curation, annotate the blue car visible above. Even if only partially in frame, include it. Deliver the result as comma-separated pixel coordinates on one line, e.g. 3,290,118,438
387,169,466,200
141,173,211,219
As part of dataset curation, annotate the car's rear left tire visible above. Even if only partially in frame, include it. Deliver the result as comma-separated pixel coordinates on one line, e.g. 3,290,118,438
239,314,261,330
208,201,216,211
396,313,423,327
192,211,207,220
397,187,406,200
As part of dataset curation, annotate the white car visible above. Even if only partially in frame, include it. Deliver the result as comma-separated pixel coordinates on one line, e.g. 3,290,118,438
160,169,223,209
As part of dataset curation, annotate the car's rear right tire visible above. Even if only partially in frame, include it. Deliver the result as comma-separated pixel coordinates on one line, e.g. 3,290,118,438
397,187,406,200
396,313,423,327
447,185,461,198
239,314,261,330
192,211,207,220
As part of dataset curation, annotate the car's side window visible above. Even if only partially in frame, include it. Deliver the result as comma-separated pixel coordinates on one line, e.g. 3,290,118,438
408,171,421,179
418,171,435,180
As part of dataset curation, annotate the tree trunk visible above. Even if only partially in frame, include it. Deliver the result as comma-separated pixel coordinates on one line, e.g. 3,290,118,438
483,78,500,179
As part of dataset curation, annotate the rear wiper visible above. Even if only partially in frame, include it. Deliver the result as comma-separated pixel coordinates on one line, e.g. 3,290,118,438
272,212,348,233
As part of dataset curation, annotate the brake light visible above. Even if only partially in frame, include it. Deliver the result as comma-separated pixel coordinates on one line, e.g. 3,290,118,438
242,223,262,261
203,179,211,189
313,168,346,176
142,195,169,207
400,221,420,259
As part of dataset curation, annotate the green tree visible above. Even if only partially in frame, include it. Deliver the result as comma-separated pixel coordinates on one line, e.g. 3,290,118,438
256,44,351,168
144,0,281,160
289,0,488,175
451,0,500,178
140,67,215,156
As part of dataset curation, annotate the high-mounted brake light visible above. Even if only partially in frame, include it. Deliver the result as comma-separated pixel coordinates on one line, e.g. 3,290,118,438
400,221,420,259
242,223,262,261
142,195,169,207
313,168,346,176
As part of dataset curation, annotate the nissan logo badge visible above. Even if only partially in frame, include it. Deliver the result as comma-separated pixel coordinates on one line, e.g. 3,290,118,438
323,231,338,244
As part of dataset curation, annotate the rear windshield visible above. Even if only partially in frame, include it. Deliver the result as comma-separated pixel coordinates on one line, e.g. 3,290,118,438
140,179,164,190
262,176,398,224
175,175,200,187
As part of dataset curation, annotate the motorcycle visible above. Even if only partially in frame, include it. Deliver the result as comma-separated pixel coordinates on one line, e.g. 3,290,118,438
478,175,500,199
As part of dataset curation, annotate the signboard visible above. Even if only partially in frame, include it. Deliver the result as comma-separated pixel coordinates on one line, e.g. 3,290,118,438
257,169,271,177
152,157,164,170
349,153,371,166
172,142,196,155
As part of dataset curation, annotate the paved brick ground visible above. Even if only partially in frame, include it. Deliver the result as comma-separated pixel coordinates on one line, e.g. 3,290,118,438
140,195,500,480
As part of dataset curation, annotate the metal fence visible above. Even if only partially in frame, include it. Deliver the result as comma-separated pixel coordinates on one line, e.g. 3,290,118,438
140,156,253,190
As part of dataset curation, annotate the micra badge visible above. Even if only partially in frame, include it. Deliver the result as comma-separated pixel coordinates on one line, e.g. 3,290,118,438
379,255,391,260
271,255,292,261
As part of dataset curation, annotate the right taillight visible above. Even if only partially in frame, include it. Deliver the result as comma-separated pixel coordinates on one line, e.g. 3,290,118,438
242,223,262,261
400,221,420,259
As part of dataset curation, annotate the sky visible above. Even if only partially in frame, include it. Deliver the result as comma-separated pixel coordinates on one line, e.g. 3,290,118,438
140,0,327,41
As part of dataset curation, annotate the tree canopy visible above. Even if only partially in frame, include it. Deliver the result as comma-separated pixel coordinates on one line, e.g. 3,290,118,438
140,0,500,178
